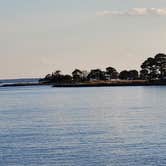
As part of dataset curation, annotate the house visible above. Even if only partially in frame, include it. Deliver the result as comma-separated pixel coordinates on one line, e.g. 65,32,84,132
72,69,83,77
72,69,83,82
82,70,89,79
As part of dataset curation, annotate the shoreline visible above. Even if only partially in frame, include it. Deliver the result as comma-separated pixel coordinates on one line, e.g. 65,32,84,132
1,80,166,88
0,82,43,87
52,80,166,87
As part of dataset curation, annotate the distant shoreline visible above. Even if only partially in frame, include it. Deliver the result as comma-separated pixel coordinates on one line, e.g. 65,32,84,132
0,82,43,87
52,80,166,87
1,80,166,88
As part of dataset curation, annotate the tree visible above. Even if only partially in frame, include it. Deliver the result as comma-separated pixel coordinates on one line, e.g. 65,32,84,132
106,67,118,79
39,74,52,83
154,53,166,80
140,54,166,80
53,70,61,76
141,57,157,80
62,75,73,83
128,70,139,80
119,70,129,80
140,69,149,80
87,69,106,80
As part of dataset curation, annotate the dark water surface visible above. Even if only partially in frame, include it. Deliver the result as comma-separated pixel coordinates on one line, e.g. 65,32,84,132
0,86,166,166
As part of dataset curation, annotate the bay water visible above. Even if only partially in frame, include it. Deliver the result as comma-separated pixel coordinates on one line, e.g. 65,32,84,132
0,86,166,166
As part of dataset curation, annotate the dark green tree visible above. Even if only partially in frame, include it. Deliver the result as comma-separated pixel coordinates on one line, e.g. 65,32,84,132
106,67,118,79
128,70,139,80
141,57,157,80
119,70,129,80
154,53,166,80
140,69,149,80
87,69,106,80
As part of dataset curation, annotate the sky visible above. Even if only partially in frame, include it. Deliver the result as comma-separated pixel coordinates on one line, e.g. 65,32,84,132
1,0,166,78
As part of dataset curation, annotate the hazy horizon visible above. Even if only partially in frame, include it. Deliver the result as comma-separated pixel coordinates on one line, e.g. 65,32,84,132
1,0,166,79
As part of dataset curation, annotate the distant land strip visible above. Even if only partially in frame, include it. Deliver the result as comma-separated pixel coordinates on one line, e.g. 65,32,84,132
52,80,166,88
2,53,166,88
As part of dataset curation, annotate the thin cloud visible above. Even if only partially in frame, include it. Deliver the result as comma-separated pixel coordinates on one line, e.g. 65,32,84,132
96,8,166,16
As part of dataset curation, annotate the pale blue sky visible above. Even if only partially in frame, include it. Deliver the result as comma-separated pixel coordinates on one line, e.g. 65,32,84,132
1,0,166,78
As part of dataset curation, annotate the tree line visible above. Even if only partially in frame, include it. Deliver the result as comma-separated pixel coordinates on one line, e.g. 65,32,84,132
39,53,166,84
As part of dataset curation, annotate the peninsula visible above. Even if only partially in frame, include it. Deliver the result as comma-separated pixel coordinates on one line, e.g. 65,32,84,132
2,53,166,87
39,53,166,87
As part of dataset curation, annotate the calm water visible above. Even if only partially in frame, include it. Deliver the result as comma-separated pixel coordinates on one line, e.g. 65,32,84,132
0,86,166,166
